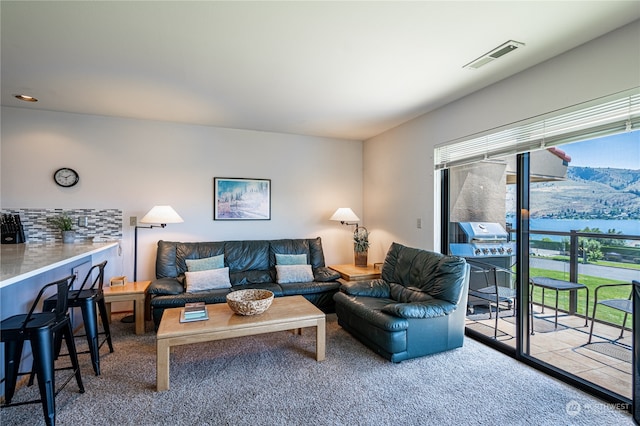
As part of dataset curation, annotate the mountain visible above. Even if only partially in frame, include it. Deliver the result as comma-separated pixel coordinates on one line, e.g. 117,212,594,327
507,167,640,220
568,167,640,195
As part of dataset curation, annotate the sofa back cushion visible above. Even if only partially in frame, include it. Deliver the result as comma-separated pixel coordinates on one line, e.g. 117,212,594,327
269,237,326,269
381,242,467,304
157,241,226,279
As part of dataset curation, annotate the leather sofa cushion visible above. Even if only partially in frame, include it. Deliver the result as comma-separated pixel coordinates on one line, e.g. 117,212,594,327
225,240,270,275
313,266,340,282
381,242,466,304
230,269,272,285
147,277,183,295
381,299,458,319
270,238,325,269
278,280,341,296
388,283,434,303
341,279,390,298
333,293,409,332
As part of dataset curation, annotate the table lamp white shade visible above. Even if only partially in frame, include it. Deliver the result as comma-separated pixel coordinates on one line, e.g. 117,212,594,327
330,208,360,224
140,205,184,225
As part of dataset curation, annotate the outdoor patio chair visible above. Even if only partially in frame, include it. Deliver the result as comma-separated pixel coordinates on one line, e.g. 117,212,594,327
587,280,637,344
466,259,518,339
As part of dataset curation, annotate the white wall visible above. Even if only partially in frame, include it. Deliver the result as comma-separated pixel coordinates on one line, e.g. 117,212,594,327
1,108,363,281
363,20,640,262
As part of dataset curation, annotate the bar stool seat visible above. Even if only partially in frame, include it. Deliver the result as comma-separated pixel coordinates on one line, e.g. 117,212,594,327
1,275,84,426
43,260,113,376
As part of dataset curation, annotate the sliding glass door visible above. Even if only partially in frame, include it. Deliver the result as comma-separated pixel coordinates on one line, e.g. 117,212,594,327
446,157,518,350
441,131,638,408
437,90,639,412
526,133,638,402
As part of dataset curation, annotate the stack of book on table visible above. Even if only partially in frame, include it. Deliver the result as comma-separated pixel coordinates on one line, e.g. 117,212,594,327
180,302,209,323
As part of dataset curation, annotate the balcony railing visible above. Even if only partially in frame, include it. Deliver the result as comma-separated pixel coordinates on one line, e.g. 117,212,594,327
524,228,639,324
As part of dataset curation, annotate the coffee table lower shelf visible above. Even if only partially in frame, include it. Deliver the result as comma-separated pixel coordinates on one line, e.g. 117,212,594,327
156,295,326,391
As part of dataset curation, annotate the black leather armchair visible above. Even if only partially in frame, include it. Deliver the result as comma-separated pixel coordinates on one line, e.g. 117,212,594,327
334,242,470,362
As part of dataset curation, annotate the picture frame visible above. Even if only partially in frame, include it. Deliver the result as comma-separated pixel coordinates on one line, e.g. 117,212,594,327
214,177,271,220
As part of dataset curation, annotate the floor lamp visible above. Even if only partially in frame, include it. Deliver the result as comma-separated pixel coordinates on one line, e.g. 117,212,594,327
126,205,183,323
330,207,364,264
330,207,360,231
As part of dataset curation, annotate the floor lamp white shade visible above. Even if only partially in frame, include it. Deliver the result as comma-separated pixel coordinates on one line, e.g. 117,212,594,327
134,205,183,282
140,205,184,225
329,208,360,224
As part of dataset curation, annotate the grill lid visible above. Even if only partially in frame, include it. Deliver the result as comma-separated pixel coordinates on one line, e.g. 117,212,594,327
458,222,508,242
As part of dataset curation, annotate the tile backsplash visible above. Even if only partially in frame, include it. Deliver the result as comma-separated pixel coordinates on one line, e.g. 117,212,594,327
1,208,122,242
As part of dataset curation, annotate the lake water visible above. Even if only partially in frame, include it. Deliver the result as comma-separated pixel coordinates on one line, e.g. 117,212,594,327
506,217,640,239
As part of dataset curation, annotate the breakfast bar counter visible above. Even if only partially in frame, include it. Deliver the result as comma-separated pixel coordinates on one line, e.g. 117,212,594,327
1,241,120,288
0,241,122,395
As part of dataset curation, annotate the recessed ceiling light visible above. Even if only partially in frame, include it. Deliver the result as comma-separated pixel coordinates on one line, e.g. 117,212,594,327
14,94,38,102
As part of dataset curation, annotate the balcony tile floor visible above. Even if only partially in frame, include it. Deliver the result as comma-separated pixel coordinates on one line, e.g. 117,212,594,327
466,304,632,399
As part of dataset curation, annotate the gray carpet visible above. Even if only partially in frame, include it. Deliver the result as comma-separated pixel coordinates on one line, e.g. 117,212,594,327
1,313,633,425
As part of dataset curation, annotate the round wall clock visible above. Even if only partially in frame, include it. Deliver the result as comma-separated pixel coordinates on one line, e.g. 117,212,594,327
53,167,79,187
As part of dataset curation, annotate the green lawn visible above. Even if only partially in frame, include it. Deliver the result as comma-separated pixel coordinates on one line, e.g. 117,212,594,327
530,267,632,326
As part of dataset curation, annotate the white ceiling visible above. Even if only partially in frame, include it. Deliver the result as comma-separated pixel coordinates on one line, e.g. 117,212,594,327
2,1,639,141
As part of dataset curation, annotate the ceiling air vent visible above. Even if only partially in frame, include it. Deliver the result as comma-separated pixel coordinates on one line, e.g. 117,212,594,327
463,40,525,70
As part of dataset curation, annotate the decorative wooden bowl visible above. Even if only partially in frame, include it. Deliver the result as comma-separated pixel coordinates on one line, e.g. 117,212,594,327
226,289,274,315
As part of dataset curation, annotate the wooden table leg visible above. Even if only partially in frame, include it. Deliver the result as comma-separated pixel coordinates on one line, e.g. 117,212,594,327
156,339,170,391
134,296,145,335
316,317,326,361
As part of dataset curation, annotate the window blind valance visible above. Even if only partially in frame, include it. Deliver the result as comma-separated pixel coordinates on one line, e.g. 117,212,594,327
434,88,640,170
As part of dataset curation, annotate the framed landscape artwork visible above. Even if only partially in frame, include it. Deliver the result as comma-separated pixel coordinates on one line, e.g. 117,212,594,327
214,177,271,220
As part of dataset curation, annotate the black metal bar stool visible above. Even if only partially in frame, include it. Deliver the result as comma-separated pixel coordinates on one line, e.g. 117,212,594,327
1,275,85,426
43,260,113,376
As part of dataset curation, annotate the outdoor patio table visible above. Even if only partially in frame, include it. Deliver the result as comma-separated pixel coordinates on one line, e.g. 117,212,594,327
530,277,589,328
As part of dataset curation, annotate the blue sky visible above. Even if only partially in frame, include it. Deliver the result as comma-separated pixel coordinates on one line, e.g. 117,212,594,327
561,131,639,169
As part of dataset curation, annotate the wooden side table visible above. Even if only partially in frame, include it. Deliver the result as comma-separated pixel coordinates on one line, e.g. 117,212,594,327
103,280,151,335
329,264,381,281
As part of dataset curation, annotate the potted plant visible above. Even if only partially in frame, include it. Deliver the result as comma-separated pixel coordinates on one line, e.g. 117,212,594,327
50,213,75,243
353,226,370,267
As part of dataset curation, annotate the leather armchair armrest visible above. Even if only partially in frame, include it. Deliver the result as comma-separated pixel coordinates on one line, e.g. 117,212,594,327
341,279,390,298
313,266,341,282
148,277,184,295
382,299,457,319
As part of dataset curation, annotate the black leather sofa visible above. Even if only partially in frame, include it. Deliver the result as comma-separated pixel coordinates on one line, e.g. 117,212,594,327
333,242,470,362
147,237,340,327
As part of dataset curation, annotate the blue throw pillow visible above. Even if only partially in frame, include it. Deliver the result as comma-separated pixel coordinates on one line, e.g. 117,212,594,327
275,253,307,265
186,254,224,272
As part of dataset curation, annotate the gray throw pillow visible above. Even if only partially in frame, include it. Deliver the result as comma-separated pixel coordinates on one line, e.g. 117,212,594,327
185,267,231,292
276,264,314,284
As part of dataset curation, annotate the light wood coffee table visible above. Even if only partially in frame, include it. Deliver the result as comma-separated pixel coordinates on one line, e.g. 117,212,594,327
156,295,326,391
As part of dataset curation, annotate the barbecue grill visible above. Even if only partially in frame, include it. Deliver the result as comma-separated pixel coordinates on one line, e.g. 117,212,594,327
449,222,515,291
450,222,514,258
